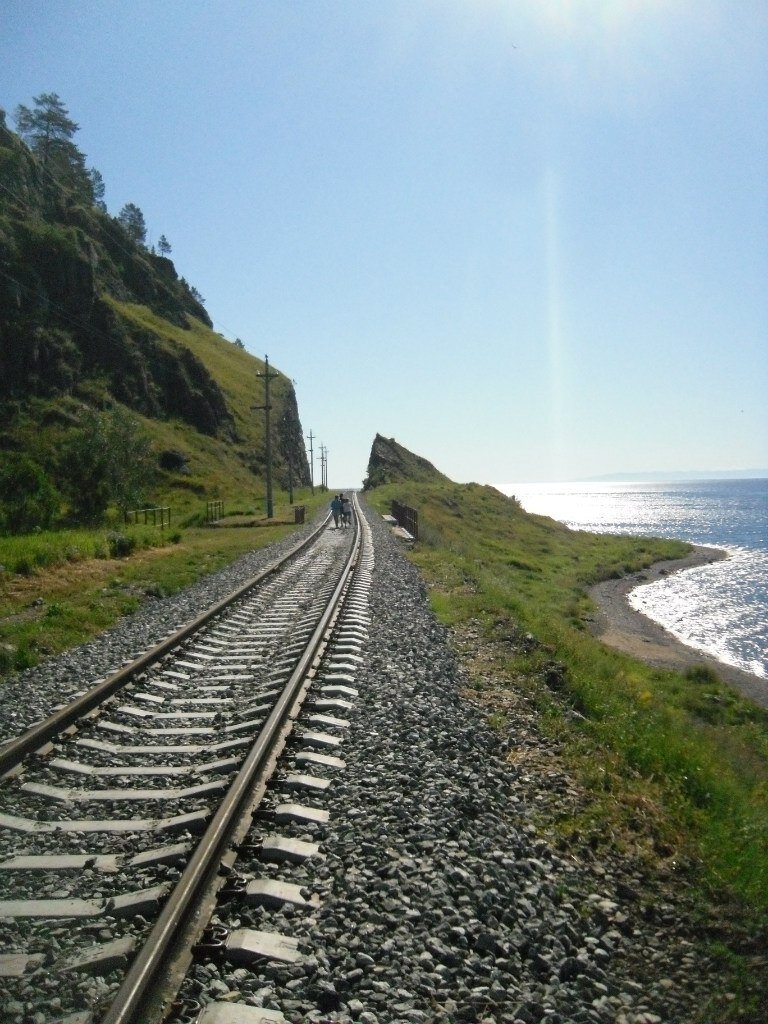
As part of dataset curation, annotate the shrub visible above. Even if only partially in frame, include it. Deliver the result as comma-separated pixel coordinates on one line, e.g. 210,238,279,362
0,646,13,675
14,640,38,671
106,531,136,557
685,664,720,685
0,453,60,533
60,405,154,523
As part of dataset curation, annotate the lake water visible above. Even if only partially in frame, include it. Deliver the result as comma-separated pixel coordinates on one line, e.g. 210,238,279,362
496,479,768,680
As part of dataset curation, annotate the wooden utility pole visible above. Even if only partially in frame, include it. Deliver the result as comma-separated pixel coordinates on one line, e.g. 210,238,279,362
306,430,315,494
254,354,279,519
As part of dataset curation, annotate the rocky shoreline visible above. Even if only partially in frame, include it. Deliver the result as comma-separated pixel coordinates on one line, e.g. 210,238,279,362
587,546,768,710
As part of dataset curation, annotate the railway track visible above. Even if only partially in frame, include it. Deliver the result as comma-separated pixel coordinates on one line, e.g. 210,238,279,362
0,500,374,1024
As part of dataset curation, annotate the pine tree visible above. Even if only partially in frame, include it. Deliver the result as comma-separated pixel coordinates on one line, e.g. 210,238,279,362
15,92,78,168
14,93,94,204
157,234,172,255
89,168,106,211
117,202,147,246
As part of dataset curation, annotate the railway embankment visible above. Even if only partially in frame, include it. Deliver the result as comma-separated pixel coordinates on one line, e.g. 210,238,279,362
273,505,733,1023
363,472,768,1024
1,489,766,1021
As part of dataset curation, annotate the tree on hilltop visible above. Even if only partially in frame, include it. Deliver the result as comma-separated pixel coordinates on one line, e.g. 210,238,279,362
14,92,97,205
157,234,172,256
117,202,147,246
15,92,78,168
89,168,106,211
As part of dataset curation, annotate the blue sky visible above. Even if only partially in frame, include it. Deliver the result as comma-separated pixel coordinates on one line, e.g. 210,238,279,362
2,1,766,486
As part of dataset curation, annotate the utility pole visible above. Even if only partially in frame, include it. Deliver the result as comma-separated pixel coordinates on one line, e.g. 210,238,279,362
254,354,279,519
320,445,328,491
306,430,315,494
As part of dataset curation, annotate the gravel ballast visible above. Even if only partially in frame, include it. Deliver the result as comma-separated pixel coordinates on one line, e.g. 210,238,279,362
0,504,739,1023
227,502,725,1024
0,520,326,746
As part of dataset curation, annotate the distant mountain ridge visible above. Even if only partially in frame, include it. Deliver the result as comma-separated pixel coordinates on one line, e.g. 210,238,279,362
585,470,768,483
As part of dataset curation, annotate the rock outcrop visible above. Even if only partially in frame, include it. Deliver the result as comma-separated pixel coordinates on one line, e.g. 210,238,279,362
363,433,450,489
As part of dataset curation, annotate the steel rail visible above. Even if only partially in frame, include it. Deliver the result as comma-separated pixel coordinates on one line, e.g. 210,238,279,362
100,513,362,1024
0,513,331,776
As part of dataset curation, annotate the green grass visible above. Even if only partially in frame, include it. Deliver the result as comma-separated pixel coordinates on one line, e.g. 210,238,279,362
2,299,307,526
368,480,768,925
107,299,302,513
0,524,173,575
0,489,329,678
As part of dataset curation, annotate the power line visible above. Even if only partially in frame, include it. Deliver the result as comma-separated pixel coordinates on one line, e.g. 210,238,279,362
306,429,315,494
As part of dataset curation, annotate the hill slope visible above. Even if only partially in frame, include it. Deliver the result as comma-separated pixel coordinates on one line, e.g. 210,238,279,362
0,112,309,514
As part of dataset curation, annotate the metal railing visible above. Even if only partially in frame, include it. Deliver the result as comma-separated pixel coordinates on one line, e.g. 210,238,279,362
391,500,418,540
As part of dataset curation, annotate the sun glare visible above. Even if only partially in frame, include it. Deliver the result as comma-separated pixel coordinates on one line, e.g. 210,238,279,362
534,0,670,37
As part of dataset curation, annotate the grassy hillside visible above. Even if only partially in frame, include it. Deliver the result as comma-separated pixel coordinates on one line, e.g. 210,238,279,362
0,329,307,525
367,476,768,1018
0,112,310,525
104,300,309,515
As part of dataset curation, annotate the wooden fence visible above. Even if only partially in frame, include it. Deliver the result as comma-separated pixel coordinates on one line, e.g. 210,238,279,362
206,500,224,523
124,507,171,528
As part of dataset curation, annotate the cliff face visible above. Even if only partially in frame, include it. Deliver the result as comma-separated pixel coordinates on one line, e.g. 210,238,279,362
276,384,312,487
0,121,229,434
363,434,450,489
0,118,311,493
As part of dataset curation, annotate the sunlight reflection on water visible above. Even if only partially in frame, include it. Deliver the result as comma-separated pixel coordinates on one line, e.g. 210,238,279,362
629,549,768,678
498,480,768,679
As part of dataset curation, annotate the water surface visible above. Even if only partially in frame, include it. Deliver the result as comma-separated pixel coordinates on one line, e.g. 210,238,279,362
498,479,768,679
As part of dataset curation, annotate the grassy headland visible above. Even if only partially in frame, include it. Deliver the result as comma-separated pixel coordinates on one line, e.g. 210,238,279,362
367,478,768,1015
